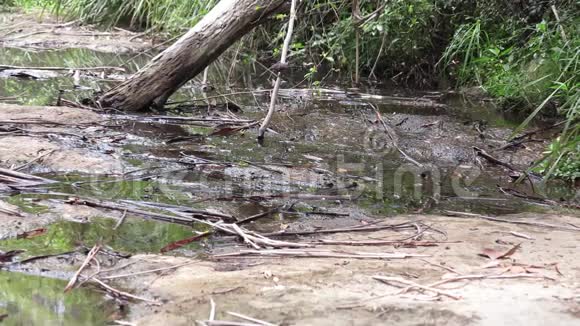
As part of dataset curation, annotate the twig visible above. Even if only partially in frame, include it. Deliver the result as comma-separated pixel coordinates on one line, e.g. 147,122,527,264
369,103,422,167
113,210,128,230
258,0,298,140
17,250,77,264
14,149,56,171
353,0,361,84
214,249,429,260
240,160,284,174
473,146,516,171
509,231,534,240
64,245,100,292
231,223,261,249
373,276,461,300
209,297,217,321
226,312,276,326
0,65,125,72
200,321,263,326
419,259,460,274
312,240,451,247
113,321,136,326
428,273,556,287
444,210,580,232
92,278,161,304
262,222,418,237
236,207,280,225
101,260,196,280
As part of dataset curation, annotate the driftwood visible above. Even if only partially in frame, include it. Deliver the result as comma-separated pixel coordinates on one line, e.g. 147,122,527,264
0,168,56,188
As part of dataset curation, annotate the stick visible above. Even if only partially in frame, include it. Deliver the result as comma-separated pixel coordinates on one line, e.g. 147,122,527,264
473,147,516,171
200,322,263,326
353,0,360,84
64,245,100,292
509,231,534,240
369,103,422,167
236,207,280,225
444,210,580,232
373,276,461,300
312,240,452,246
209,298,217,321
0,65,125,72
101,261,196,280
113,210,128,230
258,0,298,140
92,278,161,304
14,149,56,171
428,273,555,287
262,222,417,237
226,312,276,326
214,249,429,260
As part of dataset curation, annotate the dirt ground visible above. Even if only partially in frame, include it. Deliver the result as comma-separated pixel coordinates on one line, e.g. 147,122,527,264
0,11,151,53
106,213,580,326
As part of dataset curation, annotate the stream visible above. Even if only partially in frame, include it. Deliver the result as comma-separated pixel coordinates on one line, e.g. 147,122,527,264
1,46,578,324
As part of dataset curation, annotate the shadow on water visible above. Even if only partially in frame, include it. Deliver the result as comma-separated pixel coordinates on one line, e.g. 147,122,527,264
0,271,114,325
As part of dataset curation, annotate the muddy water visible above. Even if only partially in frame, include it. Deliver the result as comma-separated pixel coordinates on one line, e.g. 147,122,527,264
1,46,578,322
0,271,115,325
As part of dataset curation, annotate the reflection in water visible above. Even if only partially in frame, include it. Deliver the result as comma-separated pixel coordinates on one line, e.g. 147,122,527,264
0,218,203,258
0,47,151,105
0,271,113,326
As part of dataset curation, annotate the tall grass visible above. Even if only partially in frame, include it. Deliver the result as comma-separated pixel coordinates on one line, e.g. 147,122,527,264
439,6,579,180
16,0,216,32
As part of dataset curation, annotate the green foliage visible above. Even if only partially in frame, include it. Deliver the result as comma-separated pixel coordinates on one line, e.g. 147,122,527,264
438,2,579,180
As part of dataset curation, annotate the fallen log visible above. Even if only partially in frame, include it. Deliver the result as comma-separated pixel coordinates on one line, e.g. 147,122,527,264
97,0,286,111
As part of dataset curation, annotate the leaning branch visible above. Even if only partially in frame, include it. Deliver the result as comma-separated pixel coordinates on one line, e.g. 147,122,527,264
258,0,298,140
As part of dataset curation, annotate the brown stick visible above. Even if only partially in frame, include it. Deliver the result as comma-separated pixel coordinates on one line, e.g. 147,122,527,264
64,245,100,292
101,261,196,280
214,249,429,260
92,278,161,304
444,210,580,232
373,276,461,300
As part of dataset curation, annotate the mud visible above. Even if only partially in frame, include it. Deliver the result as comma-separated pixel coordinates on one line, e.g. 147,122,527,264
0,11,151,53
0,104,126,174
86,214,580,326
0,10,579,326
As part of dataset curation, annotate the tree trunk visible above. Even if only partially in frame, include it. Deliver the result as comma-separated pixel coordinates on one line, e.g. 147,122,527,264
97,0,286,111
